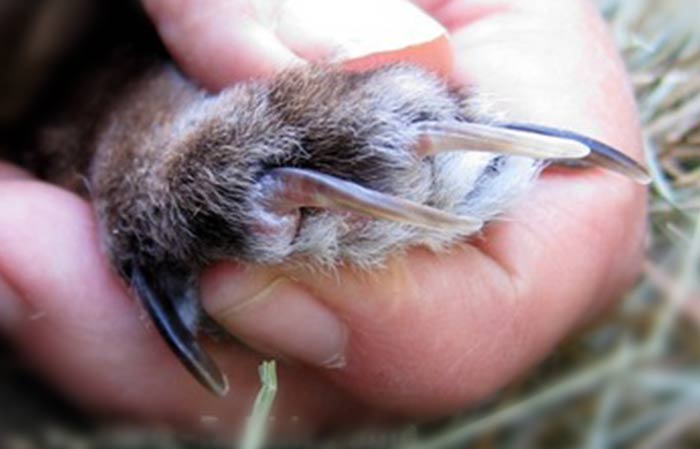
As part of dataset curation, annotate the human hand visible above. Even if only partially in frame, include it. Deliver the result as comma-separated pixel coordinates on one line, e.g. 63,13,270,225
0,0,646,437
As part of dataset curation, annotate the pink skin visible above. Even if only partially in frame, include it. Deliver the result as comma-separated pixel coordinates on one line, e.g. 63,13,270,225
0,0,646,436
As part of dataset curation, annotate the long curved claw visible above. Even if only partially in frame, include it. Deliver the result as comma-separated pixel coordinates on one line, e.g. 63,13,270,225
130,264,229,397
258,167,483,233
416,122,590,160
503,123,652,185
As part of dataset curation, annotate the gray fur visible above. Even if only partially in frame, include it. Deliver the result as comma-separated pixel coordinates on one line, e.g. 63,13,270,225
77,63,541,272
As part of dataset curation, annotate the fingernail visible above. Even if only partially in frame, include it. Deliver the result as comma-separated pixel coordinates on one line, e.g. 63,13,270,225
0,276,25,332
272,0,447,64
201,266,348,368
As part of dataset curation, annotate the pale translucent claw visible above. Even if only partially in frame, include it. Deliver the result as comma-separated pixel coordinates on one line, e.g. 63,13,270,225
504,123,652,185
259,168,482,233
416,122,591,160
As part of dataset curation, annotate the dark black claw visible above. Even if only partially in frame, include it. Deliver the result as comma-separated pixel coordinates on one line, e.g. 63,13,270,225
129,264,229,397
503,123,652,185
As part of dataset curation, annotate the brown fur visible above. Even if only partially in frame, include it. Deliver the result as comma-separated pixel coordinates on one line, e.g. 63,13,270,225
87,63,504,273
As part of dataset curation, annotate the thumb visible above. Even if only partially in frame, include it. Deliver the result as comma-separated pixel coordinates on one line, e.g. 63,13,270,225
142,0,451,90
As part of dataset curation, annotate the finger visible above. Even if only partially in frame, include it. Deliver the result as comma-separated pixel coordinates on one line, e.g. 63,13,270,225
0,180,358,434
201,0,646,417
142,0,450,89
142,0,301,90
